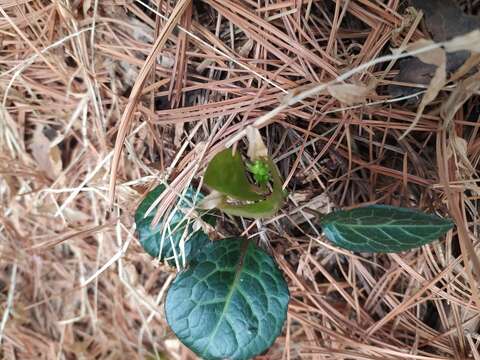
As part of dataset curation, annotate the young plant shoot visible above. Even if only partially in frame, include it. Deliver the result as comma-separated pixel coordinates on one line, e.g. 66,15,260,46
202,127,287,219
135,128,454,360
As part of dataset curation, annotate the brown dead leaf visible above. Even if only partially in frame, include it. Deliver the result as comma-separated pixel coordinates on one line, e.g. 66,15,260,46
441,71,480,130
327,83,372,105
197,190,224,210
246,126,268,160
63,207,91,223
390,0,480,99
450,53,480,82
31,126,62,180
407,39,444,66
444,30,480,54
388,58,436,100
449,136,475,176
399,49,447,139
289,192,332,224
411,0,480,41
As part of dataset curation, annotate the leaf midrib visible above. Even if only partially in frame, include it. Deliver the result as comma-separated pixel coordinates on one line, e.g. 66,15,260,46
333,222,449,229
200,238,250,358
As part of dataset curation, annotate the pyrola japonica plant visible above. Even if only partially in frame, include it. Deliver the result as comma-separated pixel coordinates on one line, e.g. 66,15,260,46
134,127,453,360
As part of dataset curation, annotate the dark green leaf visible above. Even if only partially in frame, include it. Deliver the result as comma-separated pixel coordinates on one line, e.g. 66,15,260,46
320,205,454,253
204,149,264,201
135,185,213,265
165,238,289,360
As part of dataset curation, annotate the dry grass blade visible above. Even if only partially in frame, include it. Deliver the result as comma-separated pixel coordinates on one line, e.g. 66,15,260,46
108,0,192,204
1,0,479,359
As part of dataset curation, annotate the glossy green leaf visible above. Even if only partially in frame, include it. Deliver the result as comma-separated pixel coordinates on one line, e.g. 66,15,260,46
135,185,213,265
165,238,289,360
320,205,454,253
204,149,264,201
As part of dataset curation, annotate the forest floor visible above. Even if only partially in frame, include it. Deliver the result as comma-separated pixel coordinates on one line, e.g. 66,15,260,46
1,0,480,359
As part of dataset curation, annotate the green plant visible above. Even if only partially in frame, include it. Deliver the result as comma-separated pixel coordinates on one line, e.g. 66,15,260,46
319,205,453,253
203,148,286,218
135,146,453,360
165,237,289,360
135,184,214,267
247,159,271,185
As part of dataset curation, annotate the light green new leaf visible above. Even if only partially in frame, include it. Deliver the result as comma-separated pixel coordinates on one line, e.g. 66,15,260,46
165,238,289,360
204,149,264,201
247,159,271,185
135,185,213,265
320,205,454,253
220,159,286,218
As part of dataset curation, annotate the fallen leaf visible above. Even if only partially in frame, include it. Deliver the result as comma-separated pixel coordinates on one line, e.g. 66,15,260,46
327,83,372,105
450,136,475,176
63,207,91,223
389,0,480,99
406,39,444,66
399,51,446,139
197,190,225,210
290,192,332,224
410,0,480,41
388,58,436,100
444,30,480,54
246,126,268,160
441,71,480,129
31,126,63,180
450,53,480,81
